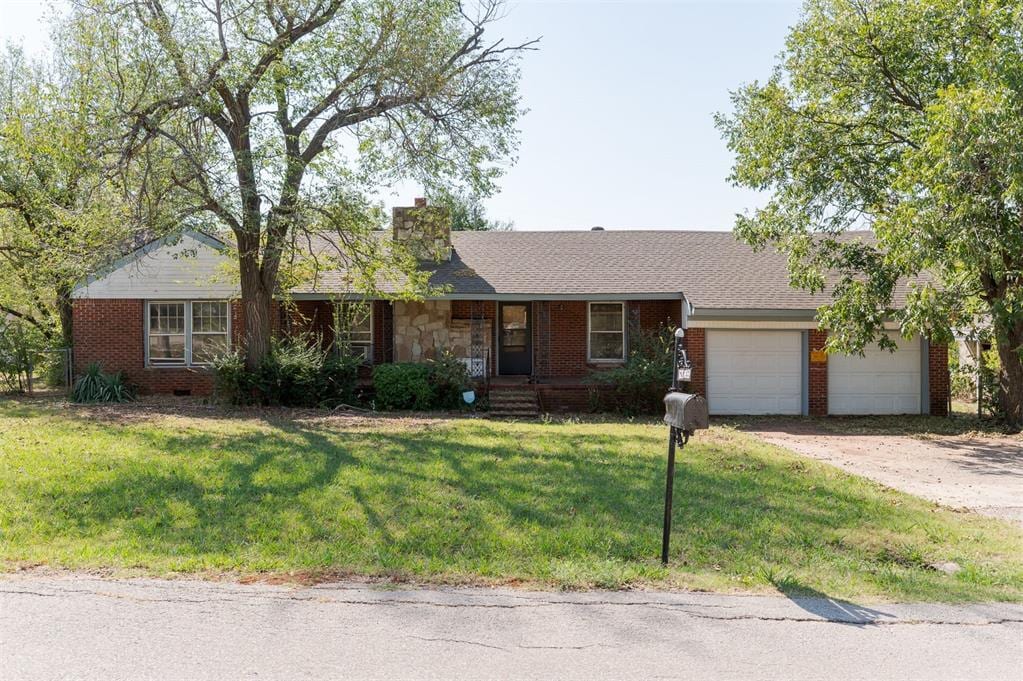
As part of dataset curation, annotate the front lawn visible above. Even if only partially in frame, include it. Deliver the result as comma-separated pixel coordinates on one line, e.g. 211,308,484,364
1,398,1021,602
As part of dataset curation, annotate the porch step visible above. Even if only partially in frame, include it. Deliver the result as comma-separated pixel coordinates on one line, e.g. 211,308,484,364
489,388,541,419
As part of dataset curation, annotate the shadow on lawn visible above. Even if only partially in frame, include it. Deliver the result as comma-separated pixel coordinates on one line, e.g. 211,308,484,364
17,415,941,584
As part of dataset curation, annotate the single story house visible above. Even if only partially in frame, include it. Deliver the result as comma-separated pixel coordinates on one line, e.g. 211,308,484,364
71,201,949,415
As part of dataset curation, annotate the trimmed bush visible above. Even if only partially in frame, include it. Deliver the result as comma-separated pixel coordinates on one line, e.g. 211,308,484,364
372,362,435,410
371,351,472,411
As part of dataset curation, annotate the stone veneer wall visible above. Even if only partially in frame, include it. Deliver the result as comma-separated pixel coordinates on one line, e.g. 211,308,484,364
393,300,452,362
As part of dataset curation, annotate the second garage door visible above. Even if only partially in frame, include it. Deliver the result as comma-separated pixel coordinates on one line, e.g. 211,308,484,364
828,333,922,415
706,330,803,415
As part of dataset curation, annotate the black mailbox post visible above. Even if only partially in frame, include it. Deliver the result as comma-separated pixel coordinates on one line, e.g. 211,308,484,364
661,326,708,564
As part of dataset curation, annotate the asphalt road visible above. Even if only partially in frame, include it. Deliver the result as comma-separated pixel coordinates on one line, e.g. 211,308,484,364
2,575,1021,680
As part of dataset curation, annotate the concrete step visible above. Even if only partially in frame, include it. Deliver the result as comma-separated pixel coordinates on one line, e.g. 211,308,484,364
490,396,538,405
490,411,541,419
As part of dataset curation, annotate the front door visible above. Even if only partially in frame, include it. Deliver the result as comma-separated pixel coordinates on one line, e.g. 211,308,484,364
498,303,532,375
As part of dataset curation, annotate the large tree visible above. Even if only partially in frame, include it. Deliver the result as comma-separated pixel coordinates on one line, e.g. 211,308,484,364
76,0,534,369
0,43,147,348
717,0,1023,425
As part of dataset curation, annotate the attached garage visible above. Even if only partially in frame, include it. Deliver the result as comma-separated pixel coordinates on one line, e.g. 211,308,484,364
828,333,924,415
706,330,803,415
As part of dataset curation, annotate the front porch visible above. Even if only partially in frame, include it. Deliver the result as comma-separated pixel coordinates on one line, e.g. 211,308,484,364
287,296,681,412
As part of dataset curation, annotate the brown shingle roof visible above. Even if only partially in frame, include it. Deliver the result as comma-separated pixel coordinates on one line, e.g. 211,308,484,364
296,229,924,311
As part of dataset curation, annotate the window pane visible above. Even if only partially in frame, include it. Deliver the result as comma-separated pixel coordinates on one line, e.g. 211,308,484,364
150,303,185,334
590,304,623,332
149,334,185,361
192,333,228,363
192,301,227,333
502,305,527,330
336,304,372,346
590,333,624,360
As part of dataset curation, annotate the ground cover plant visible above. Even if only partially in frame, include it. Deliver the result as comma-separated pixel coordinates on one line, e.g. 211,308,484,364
0,398,1021,602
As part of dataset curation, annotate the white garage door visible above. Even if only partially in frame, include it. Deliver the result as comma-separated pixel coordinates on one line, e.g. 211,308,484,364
828,333,922,415
706,330,803,415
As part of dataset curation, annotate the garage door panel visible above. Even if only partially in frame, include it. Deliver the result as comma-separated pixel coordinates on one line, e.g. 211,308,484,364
828,333,922,415
707,330,803,415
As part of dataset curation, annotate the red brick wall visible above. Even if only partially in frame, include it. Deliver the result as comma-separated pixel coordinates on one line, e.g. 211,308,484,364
289,301,335,348
73,299,216,395
682,327,706,396
929,341,950,416
638,300,678,331
534,300,681,378
543,301,589,377
808,329,828,416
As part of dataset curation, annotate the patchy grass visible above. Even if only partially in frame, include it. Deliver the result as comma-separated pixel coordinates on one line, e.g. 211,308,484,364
0,398,1021,602
728,412,1022,440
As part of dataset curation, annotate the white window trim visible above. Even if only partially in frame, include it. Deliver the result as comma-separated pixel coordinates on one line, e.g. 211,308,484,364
334,302,374,363
145,300,230,368
587,301,626,363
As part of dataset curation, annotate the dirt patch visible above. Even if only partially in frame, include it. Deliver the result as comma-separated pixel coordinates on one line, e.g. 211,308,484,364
2,394,464,431
748,422,1023,524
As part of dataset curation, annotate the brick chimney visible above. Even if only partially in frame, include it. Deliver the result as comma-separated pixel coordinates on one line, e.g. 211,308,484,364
392,198,451,262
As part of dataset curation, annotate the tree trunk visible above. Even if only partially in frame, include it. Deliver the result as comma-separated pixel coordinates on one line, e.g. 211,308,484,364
56,285,73,349
240,267,273,371
995,319,1023,429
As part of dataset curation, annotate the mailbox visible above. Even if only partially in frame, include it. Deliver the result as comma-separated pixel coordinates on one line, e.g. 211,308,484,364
663,392,709,433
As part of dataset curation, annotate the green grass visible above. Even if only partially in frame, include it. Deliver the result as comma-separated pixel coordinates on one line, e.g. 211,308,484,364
1,398,1021,602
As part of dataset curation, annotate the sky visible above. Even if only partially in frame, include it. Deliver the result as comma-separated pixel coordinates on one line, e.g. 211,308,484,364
0,0,802,231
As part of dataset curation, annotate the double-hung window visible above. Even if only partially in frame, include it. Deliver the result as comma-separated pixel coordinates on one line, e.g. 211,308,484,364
588,302,626,362
146,301,229,367
334,303,373,362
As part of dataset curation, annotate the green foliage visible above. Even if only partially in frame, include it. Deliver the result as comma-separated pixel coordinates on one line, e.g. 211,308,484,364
73,0,535,367
425,186,513,231
211,335,362,408
978,347,1006,420
371,351,472,411
0,42,160,347
70,363,135,403
717,0,1023,423
372,363,435,411
948,346,976,402
587,327,674,414
0,319,44,393
427,351,473,409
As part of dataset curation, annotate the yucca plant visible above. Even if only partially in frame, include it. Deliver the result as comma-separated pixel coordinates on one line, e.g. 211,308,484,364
71,363,135,403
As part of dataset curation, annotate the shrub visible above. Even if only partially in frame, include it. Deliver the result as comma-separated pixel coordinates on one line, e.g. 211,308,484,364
210,350,254,405
427,350,472,409
256,336,324,407
586,326,674,414
372,363,435,410
70,363,135,403
316,353,363,408
210,334,362,408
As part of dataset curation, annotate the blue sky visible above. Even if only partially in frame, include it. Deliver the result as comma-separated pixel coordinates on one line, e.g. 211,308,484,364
0,0,801,231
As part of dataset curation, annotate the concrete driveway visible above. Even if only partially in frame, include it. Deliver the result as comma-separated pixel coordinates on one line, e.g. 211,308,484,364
749,422,1023,524
2,575,1022,681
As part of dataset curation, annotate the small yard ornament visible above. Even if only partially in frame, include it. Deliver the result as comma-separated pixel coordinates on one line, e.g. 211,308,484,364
661,325,709,565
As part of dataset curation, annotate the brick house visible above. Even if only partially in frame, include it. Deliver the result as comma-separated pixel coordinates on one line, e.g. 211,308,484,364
71,202,949,415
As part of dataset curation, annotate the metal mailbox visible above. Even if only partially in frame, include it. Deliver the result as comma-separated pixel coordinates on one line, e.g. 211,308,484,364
663,392,709,433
